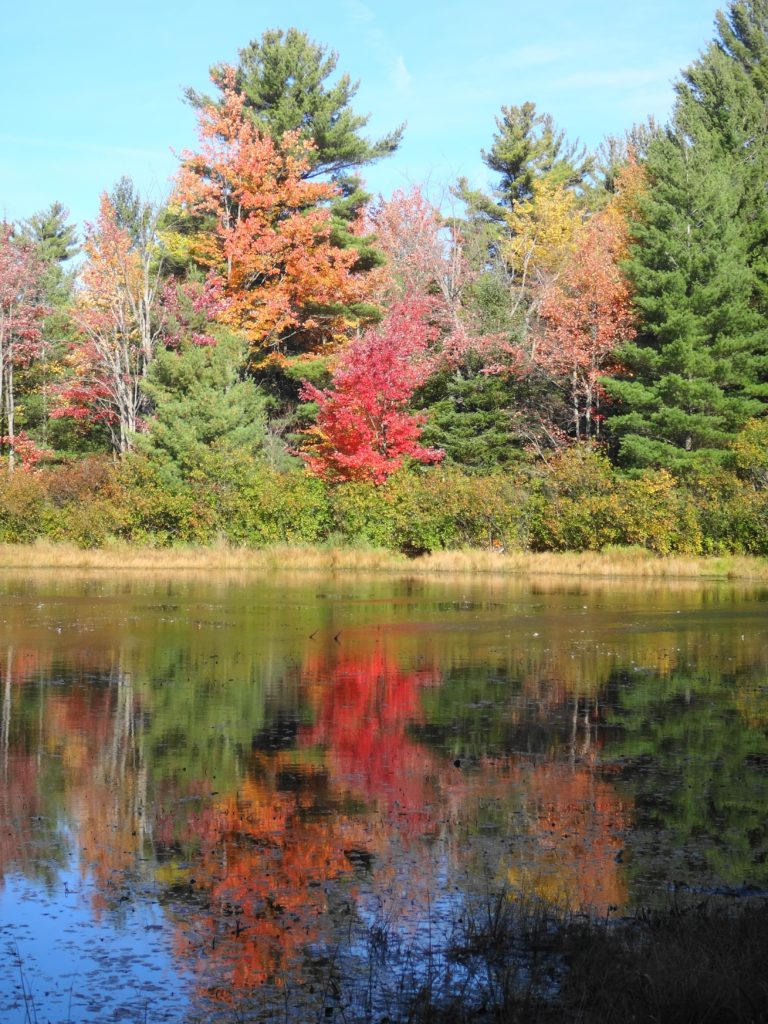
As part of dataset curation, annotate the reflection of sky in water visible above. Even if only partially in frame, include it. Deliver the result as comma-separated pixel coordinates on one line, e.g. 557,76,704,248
0,858,189,1024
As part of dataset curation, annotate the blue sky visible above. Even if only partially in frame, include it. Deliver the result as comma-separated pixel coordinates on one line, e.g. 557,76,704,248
1,0,719,232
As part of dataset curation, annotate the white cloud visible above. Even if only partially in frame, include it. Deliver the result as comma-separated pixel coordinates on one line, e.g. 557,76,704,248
391,55,412,94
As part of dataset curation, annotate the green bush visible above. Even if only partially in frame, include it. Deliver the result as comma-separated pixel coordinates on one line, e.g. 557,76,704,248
0,444,765,558
208,461,333,546
329,469,530,554
111,457,215,546
526,449,703,554
0,470,50,543
690,470,768,555
44,498,123,549
617,471,702,555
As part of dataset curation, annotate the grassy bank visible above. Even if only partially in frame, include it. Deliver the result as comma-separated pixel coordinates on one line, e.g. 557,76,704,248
1,539,767,581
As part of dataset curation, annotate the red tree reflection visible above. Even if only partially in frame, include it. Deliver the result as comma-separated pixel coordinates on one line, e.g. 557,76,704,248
300,651,443,836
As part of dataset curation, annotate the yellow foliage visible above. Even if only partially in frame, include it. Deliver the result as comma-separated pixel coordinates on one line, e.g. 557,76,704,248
502,176,581,284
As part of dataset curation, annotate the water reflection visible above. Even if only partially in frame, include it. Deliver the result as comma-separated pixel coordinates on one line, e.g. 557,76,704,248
0,573,766,1020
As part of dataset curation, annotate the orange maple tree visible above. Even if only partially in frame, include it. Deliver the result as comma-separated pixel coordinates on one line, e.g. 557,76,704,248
533,175,639,441
171,68,372,358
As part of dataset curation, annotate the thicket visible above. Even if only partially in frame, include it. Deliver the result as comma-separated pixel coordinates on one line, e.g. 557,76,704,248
2,447,766,556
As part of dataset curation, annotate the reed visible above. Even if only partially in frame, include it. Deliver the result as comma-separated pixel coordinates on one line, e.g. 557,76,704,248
344,890,768,1023
0,539,767,581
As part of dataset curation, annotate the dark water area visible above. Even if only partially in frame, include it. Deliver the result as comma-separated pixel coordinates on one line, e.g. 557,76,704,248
0,571,766,1022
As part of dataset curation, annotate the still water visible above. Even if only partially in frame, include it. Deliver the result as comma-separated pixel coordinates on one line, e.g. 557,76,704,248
0,571,766,1022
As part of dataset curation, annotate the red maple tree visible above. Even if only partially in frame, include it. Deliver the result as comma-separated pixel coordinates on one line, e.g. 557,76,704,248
299,296,444,483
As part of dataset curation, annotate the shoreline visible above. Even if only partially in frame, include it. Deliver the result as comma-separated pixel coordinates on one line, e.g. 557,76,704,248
0,541,767,581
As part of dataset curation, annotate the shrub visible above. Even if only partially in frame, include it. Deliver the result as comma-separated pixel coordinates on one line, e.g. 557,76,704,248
207,461,333,547
0,470,50,543
111,457,215,546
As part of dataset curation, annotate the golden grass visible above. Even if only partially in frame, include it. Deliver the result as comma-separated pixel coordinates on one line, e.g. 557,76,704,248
0,539,766,581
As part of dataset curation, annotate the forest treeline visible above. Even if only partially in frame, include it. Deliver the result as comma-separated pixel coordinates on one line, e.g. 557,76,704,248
1,3,768,554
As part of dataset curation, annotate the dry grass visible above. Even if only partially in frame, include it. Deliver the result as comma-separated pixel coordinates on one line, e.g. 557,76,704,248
0,539,766,582
415,547,768,581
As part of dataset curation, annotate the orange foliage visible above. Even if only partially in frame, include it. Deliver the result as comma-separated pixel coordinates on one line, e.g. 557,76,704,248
171,756,373,992
507,761,629,912
535,202,636,440
172,68,372,356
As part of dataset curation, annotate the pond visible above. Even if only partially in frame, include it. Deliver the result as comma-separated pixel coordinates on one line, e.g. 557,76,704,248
0,571,766,1022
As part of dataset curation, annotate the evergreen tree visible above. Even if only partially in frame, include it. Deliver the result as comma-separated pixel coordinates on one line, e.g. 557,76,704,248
13,203,80,452
605,119,767,469
186,28,401,269
715,0,768,92
481,102,593,210
693,3,768,311
16,201,78,303
188,28,404,181
454,103,593,337
17,202,78,267
417,366,532,471
138,331,267,483
437,108,595,466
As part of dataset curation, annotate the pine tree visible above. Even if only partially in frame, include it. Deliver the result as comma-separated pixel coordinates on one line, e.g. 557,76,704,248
185,28,399,277
138,330,267,482
605,120,767,468
16,202,78,304
480,102,593,210
715,0,768,93
189,28,403,181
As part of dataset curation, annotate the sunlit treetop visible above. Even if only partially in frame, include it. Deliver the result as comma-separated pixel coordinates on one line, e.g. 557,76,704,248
187,27,405,182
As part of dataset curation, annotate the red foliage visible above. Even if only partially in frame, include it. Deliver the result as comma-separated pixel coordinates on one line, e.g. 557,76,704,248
0,430,52,471
299,651,443,835
160,274,227,349
0,227,47,364
367,187,470,317
300,296,444,483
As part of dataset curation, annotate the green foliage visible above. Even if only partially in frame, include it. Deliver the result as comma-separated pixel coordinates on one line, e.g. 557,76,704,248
137,330,268,484
417,368,525,472
109,176,161,257
480,102,594,209
605,25,768,470
526,447,702,554
716,0,768,95
15,201,79,305
202,456,333,546
111,457,215,546
605,661,768,891
0,471,49,543
186,19,403,295
203,27,404,179
685,467,768,554
330,468,530,554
